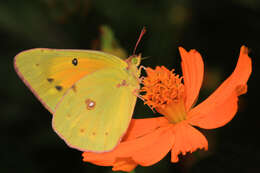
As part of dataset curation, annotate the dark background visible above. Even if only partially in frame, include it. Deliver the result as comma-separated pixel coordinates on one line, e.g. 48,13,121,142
1,0,259,172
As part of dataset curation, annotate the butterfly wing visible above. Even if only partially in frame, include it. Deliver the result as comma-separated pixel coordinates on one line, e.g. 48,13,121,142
14,48,127,113
53,67,139,152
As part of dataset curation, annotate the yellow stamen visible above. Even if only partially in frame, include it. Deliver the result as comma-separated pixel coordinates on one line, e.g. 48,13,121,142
156,99,187,123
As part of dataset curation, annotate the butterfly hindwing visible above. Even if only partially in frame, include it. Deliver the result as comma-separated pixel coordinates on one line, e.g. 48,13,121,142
14,48,127,113
53,67,139,152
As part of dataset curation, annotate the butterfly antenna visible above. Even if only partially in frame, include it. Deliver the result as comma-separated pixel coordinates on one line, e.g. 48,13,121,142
141,56,150,60
133,27,146,55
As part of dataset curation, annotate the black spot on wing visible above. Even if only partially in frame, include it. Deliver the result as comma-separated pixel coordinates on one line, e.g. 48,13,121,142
72,58,78,66
55,85,63,91
72,85,77,92
47,78,54,83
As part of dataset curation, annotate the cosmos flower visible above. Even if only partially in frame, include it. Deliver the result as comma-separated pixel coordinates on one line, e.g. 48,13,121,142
82,46,252,172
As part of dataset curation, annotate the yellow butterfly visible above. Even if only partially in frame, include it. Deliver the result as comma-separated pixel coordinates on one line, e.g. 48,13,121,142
14,39,144,153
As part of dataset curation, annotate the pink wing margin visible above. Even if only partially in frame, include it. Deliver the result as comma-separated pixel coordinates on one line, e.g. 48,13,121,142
14,48,54,114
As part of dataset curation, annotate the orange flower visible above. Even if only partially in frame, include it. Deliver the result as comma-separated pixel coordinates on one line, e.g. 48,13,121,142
82,46,252,172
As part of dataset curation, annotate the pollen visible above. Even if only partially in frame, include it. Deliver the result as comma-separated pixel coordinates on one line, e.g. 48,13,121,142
141,66,184,109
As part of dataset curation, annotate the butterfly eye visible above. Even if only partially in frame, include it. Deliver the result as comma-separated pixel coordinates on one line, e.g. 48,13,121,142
131,57,138,65
131,55,141,66
72,58,78,66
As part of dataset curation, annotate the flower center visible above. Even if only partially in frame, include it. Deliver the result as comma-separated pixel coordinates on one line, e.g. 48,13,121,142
141,66,187,124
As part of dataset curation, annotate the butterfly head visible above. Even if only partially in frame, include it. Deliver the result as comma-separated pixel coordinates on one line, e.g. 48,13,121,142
130,54,141,67
125,54,142,80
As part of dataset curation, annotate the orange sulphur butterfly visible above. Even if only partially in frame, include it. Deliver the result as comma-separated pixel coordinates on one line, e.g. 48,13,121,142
14,47,142,152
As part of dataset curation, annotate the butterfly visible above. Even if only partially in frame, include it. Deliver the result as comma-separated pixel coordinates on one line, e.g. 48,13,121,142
14,28,146,152
14,48,142,152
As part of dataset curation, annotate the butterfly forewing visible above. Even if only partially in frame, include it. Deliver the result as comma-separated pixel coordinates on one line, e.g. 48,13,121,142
14,48,127,113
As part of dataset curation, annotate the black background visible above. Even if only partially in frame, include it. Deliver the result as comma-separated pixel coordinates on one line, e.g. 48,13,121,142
1,0,259,172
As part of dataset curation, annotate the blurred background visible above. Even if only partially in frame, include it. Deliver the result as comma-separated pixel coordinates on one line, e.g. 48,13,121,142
1,0,259,172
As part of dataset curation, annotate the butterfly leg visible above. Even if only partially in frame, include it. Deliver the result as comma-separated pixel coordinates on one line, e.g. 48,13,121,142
138,65,146,75
133,89,142,100
132,88,155,113
137,65,146,83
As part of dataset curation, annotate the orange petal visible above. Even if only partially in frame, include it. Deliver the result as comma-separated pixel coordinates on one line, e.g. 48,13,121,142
130,125,174,166
82,151,116,166
83,153,137,172
123,117,169,140
187,46,252,129
179,47,204,111
188,90,239,129
82,117,169,167
116,125,172,158
112,158,137,172
171,122,208,162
